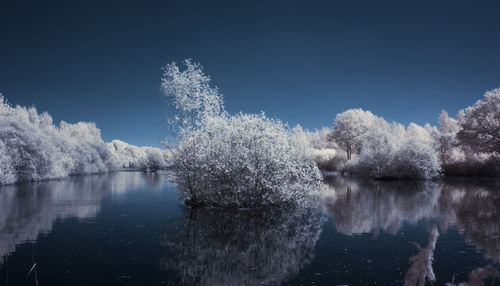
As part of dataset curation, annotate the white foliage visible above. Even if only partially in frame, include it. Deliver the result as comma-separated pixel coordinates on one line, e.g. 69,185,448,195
0,141,16,184
0,95,172,184
290,126,339,170
436,110,463,165
344,113,442,179
0,95,120,184
142,146,169,172
107,139,147,168
290,124,317,160
161,59,224,139
162,60,322,207
58,121,112,174
330,108,378,159
174,113,322,207
457,87,500,155
439,110,460,134
107,140,171,171
357,119,400,177
391,138,441,179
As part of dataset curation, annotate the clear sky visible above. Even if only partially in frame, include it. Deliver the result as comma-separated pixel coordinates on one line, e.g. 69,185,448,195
1,0,499,146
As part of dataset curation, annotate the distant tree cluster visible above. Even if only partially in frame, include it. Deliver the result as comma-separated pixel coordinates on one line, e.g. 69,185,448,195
0,96,170,185
327,109,440,179
0,95,114,184
323,88,500,178
107,140,171,172
162,60,322,207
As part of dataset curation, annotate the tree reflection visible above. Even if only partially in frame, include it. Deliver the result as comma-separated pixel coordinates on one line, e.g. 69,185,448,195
0,172,168,264
440,179,500,263
324,176,441,235
160,206,324,286
446,265,499,286
323,176,500,264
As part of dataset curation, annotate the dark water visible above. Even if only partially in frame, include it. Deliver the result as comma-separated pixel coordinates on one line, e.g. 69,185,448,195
0,172,499,285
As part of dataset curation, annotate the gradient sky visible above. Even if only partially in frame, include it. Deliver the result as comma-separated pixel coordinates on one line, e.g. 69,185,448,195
1,0,499,146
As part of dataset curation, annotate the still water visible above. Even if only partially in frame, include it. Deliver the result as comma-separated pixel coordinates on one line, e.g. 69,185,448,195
0,171,499,285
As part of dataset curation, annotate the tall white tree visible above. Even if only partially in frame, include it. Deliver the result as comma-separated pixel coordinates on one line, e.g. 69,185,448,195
161,59,224,140
329,108,377,160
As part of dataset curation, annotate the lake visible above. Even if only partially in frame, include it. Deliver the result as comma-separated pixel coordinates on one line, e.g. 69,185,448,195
0,171,499,285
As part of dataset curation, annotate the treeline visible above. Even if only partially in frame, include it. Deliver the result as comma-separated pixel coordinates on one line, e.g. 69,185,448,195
1,57,498,198
0,96,170,185
301,88,500,179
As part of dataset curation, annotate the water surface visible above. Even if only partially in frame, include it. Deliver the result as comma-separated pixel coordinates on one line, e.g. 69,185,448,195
0,172,499,285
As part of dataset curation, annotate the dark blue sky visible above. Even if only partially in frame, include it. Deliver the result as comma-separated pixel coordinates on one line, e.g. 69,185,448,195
1,0,499,146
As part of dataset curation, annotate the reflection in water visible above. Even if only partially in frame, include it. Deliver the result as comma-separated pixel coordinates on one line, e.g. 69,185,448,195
324,177,441,235
0,171,169,264
161,207,325,286
440,180,500,264
324,176,500,264
404,226,439,286
1,172,500,285
446,265,499,286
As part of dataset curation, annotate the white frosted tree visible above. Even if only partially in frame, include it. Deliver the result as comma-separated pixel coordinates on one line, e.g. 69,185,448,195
161,59,224,142
358,119,399,177
0,95,119,184
141,147,166,172
0,140,16,184
353,116,441,179
330,108,377,160
457,88,500,156
161,60,322,207
437,110,460,165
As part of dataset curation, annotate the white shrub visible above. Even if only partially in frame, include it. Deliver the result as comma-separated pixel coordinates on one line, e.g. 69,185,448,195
354,116,441,179
141,147,168,172
174,113,322,207
163,61,322,207
390,139,441,179
357,119,399,177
